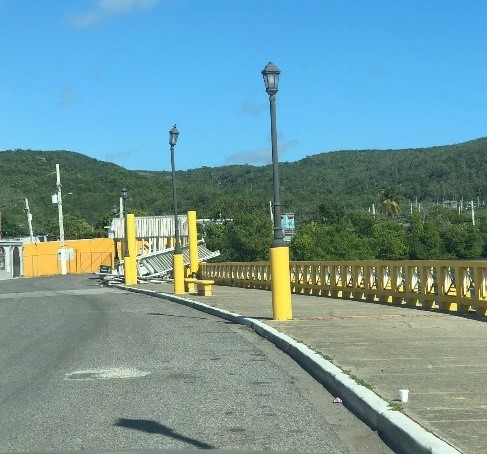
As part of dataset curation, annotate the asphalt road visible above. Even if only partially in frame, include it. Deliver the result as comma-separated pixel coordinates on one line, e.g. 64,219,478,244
0,275,393,453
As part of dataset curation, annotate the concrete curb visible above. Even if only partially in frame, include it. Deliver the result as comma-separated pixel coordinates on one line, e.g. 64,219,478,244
116,284,462,454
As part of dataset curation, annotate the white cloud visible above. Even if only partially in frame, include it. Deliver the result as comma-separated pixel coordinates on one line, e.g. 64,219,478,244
70,0,159,29
224,139,298,166
241,89,267,117
279,138,298,153
224,147,271,166
241,100,266,116
105,150,133,162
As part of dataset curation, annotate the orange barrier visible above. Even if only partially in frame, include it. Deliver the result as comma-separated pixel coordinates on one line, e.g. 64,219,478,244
23,238,114,276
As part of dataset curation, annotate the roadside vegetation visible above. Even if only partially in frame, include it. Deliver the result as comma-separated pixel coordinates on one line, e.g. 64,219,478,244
2,138,487,262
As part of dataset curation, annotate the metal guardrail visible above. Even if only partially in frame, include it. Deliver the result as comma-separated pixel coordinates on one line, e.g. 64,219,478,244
137,242,220,278
199,260,487,316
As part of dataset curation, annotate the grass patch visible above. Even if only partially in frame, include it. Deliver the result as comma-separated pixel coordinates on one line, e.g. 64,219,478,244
320,353,334,363
344,369,375,391
389,401,404,411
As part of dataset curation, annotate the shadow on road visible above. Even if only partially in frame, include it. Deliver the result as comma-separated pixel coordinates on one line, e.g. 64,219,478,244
115,418,214,449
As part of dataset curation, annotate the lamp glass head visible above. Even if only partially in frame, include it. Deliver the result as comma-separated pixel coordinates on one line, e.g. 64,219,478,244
262,62,280,95
169,124,179,146
121,186,128,200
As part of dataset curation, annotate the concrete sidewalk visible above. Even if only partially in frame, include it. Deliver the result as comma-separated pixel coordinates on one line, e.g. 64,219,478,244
130,281,486,454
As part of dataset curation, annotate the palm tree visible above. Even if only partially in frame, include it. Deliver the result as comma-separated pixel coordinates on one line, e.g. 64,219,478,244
380,186,401,217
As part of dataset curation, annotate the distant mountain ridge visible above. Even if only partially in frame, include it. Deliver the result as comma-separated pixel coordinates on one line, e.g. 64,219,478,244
1,137,487,234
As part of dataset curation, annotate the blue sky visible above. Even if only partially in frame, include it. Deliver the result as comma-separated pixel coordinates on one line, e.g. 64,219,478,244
1,0,487,171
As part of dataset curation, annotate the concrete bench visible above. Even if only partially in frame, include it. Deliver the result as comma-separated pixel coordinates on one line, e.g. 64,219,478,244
184,278,215,296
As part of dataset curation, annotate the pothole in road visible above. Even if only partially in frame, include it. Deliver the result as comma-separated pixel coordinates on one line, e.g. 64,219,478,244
65,368,150,380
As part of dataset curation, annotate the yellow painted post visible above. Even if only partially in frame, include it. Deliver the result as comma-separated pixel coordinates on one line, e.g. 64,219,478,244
124,214,137,285
187,210,198,276
270,246,292,320
173,252,185,294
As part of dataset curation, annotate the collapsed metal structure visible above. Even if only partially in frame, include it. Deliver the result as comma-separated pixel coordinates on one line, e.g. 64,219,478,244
108,215,220,279
137,241,220,279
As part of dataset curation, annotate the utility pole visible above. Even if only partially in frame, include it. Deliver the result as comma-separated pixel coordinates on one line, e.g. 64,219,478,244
471,200,475,226
25,198,34,242
56,164,67,275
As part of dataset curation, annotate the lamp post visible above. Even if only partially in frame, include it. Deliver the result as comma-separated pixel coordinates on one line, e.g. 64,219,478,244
169,124,184,294
121,186,128,259
262,62,292,320
111,204,120,266
262,62,285,247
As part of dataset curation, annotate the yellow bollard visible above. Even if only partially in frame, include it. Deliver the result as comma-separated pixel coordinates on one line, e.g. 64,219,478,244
124,214,137,285
270,246,293,320
187,211,198,276
173,252,185,294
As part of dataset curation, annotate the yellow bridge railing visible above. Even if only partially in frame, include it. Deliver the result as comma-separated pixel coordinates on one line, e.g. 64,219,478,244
199,260,487,316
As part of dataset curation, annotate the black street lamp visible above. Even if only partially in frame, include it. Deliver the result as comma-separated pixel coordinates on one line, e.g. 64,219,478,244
262,62,286,247
169,124,181,254
262,61,292,321
112,203,120,265
121,186,129,257
169,124,185,295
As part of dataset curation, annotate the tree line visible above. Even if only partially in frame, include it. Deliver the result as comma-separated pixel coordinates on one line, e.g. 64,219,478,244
203,195,487,262
2,137,487,250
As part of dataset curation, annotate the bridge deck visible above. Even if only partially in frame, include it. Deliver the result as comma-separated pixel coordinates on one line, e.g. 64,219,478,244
133,281,485,454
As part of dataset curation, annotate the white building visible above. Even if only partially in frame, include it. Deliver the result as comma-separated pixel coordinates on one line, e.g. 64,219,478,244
0,240,23,280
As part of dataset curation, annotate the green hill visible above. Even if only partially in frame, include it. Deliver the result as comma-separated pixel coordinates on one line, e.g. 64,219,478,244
1,137,487,237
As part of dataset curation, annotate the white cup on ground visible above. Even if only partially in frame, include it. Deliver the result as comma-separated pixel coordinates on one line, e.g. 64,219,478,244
399,389,409,403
